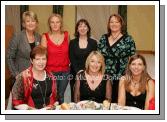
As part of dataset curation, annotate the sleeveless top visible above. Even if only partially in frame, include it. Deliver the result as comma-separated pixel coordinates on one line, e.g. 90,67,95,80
45,31,70,72
126,91,146,109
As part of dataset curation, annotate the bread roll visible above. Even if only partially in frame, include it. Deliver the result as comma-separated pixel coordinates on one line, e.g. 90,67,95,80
103,100,110,108
61,103,70,110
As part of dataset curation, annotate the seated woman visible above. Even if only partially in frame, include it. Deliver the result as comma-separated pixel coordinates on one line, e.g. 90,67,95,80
74,51,112,103
12,45,57,110
118,54,155,110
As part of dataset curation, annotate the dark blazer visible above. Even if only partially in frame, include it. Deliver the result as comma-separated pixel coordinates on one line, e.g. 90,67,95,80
69,37,97,74
7,29,41,77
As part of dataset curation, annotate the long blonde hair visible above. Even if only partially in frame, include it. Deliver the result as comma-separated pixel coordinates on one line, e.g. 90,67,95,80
125,54,151,93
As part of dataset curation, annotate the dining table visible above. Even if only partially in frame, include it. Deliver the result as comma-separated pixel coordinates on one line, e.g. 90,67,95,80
54,100,141,110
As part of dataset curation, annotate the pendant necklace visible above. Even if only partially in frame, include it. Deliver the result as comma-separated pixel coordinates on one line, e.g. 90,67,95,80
55,39,60,44
90,74,99,84
36,79,47,107
131,81,139,88
111,32,121,42
91,80,94,84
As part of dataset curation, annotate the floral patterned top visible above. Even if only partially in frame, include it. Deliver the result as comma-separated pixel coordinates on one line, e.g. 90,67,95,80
97,34,136,80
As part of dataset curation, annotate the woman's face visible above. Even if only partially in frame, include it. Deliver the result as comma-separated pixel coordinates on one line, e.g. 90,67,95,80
23,16,37,32
89,55,102,73
31,54,47,71
129,58,145,76
49,16,61,32
109,16,122,33
78,22,88,36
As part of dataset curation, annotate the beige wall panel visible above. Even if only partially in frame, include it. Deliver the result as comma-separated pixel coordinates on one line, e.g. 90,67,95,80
29,5,52,35
127,5,155,51
5,5,20,33
63,5,76,39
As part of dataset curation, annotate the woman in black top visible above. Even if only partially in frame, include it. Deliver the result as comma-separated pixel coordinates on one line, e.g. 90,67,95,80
12,45,56,110
118,54,155,109
74,51,112,103
69,19,97,101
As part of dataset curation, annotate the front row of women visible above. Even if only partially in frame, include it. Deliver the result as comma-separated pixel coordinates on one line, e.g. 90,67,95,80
11,45,155,110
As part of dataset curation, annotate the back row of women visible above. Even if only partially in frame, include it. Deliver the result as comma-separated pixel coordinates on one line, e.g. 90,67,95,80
7,11,155,110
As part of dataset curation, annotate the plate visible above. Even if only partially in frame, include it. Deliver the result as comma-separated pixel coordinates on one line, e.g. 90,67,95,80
76,100,102,110
121,106,141,110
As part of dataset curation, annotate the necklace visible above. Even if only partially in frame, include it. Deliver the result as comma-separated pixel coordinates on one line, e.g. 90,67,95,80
90,80,94,84
89,74,99,84
131,81,140,88
54,39,60,44
111,33,121,42
36,79,47,107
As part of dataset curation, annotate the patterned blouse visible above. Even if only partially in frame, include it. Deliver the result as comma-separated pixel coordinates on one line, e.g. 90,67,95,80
97,34,136,80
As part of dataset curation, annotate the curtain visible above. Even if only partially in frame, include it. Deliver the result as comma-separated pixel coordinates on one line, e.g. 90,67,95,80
53,5,64,17
5,5,21,33
76,5,118,40
20,5,29,30
118,5,127,34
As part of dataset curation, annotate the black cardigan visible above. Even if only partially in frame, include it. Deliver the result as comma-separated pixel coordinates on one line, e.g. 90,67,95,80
69,37,97,74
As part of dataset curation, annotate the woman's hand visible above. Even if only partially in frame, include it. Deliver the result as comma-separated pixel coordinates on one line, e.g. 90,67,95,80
27,106,37,110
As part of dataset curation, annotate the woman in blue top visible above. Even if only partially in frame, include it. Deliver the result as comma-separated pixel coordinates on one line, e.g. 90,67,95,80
97,14,136,103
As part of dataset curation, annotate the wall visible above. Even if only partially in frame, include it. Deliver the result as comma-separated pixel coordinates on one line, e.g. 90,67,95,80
5,5,21,33
29,5,52,35
127,5,155,52
63,6,76,39
29,5,75,39
5,5,155,52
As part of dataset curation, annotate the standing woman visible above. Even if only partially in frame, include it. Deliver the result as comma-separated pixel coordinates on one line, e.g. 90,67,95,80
97,14,136,103
118,54,155,110
7,11,41,84
41,14,70,104
69,19,97,101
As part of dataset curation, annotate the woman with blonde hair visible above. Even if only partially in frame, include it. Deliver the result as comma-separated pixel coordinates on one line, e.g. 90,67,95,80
7,11,41,85
41,13,70,104
118,54,155,109
74,51,112,103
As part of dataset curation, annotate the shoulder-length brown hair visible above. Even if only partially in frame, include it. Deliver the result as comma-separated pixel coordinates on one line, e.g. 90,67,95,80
125,54,152,93
74,19,91,38
107,14,126,36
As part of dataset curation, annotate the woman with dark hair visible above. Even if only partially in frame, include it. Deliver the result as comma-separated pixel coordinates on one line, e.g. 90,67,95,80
69,19,97,101
118,54,155,109
97,14,136,103
12,45,57,110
